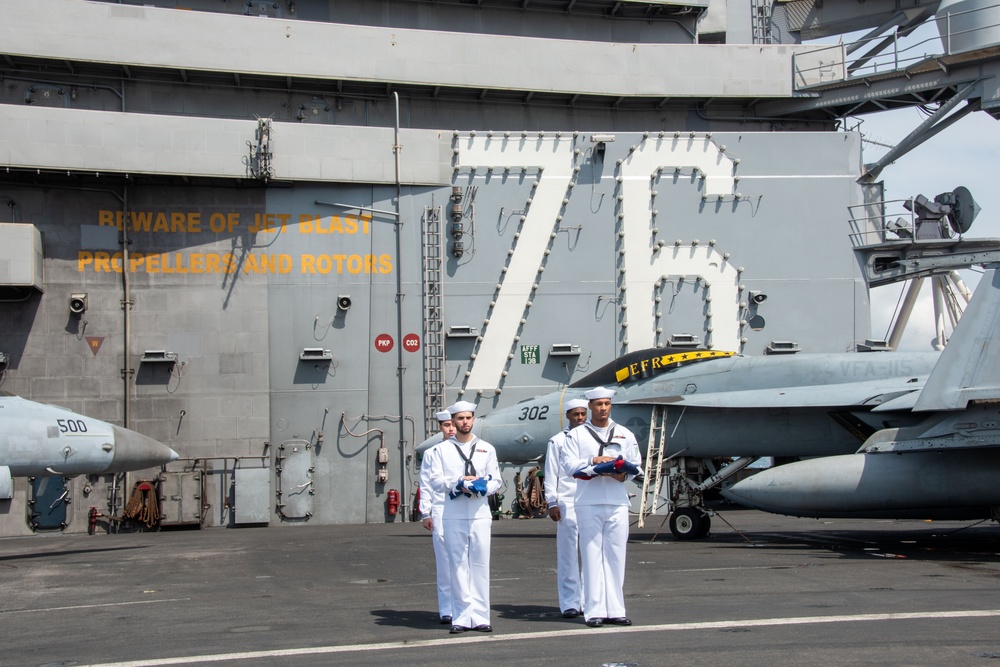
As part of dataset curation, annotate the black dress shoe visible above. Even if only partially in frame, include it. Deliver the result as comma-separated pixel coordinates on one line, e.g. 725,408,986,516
472,624,493,632
585,618,604,627
439,615,452,625
449,625,469,634
604,617,632,626
562,608,581,618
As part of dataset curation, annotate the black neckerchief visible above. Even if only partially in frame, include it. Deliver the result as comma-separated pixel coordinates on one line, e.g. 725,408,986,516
584,424,616,458
452,438,478,477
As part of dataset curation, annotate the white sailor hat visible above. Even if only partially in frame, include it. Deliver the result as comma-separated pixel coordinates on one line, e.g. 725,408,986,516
447,400,478,415
564,398,589,413
435,410,453,422
584,386,616,400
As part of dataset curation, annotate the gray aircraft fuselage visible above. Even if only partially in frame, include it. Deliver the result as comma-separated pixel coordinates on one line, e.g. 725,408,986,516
0,392,179,478
420,349,942,463
723,267,1000,522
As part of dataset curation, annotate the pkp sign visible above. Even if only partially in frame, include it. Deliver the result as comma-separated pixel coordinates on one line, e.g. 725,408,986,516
374,334,394,353
403,333,420,352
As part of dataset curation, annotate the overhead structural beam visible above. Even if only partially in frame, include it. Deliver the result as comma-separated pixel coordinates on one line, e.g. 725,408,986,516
887,278,924,351
847,10,936,76
845,12,909,57
857,241,1000,287
859,79,981,183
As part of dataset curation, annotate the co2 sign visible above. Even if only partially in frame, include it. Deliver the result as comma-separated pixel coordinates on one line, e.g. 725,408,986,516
403,333,420,352
374,334,394,353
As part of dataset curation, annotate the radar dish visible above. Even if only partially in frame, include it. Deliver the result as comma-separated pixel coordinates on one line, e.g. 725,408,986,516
948,186,980,235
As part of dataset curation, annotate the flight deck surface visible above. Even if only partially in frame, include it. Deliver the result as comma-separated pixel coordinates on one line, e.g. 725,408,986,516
2,509,999,666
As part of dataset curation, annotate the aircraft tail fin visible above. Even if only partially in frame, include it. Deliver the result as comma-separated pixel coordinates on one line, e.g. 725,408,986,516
913,267,1000,411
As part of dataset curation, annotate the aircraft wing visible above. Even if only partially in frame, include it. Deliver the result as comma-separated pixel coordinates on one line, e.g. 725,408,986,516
623,378,924,409
726,268,1000,523
913,267,1000,411
856,267,1000,453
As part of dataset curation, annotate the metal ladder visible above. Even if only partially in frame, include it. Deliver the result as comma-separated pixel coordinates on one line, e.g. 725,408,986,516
637,405,668,527
421,205,446,437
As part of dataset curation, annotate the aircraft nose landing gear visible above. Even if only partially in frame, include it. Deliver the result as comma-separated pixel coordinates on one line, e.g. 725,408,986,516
659,455,755,540
669,507,711,539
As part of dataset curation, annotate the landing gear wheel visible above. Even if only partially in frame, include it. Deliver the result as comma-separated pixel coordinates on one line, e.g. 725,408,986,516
669,508,709,540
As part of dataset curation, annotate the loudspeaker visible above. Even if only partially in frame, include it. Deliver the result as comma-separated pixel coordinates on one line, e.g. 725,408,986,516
69,293,88,315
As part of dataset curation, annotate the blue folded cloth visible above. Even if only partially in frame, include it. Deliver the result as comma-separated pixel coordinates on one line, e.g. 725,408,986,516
469,477,489,496
448,480,466,499
591,456,641,476
449,477,491,498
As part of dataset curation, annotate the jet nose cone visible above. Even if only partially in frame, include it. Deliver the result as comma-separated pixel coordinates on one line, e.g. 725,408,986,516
416,433,444,456
109,425,179,472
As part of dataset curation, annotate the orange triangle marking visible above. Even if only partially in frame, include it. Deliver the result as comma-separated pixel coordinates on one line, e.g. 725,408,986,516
85,336,105,355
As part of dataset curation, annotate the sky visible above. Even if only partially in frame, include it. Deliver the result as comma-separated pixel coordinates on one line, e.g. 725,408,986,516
821,26,1000,351
860,109,1000,350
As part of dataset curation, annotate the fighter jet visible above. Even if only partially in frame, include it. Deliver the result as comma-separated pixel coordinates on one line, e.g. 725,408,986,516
0,391,179,496
418,342,943,538
422,265,1000,537
723,267,1000,524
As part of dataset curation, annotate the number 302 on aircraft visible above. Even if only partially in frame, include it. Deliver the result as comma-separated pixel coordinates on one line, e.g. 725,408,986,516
518,405,549,421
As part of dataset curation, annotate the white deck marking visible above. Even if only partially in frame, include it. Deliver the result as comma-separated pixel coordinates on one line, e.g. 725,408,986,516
0,598,190,615
77,608,1000,666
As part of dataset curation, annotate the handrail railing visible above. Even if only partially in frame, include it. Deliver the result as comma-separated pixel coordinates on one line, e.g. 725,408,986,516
793,1,1000,90
847,197,918,247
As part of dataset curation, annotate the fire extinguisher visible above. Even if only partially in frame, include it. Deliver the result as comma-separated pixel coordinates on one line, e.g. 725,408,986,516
387,489,400,516
411,486,422,521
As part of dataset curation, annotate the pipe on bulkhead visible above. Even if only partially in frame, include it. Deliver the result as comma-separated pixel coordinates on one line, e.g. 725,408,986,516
392,91,408,520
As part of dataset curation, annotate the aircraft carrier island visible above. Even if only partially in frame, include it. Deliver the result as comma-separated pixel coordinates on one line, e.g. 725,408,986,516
2,0,1000,537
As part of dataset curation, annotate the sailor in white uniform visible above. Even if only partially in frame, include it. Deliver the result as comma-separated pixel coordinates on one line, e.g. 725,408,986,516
421,400,502,634
419,410,457,625
544,397,589,618
561,386,641,628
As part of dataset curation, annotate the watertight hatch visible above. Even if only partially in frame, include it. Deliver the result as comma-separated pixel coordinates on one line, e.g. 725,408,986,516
275,439,313,521
234,467,270,525
159,471,203,526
